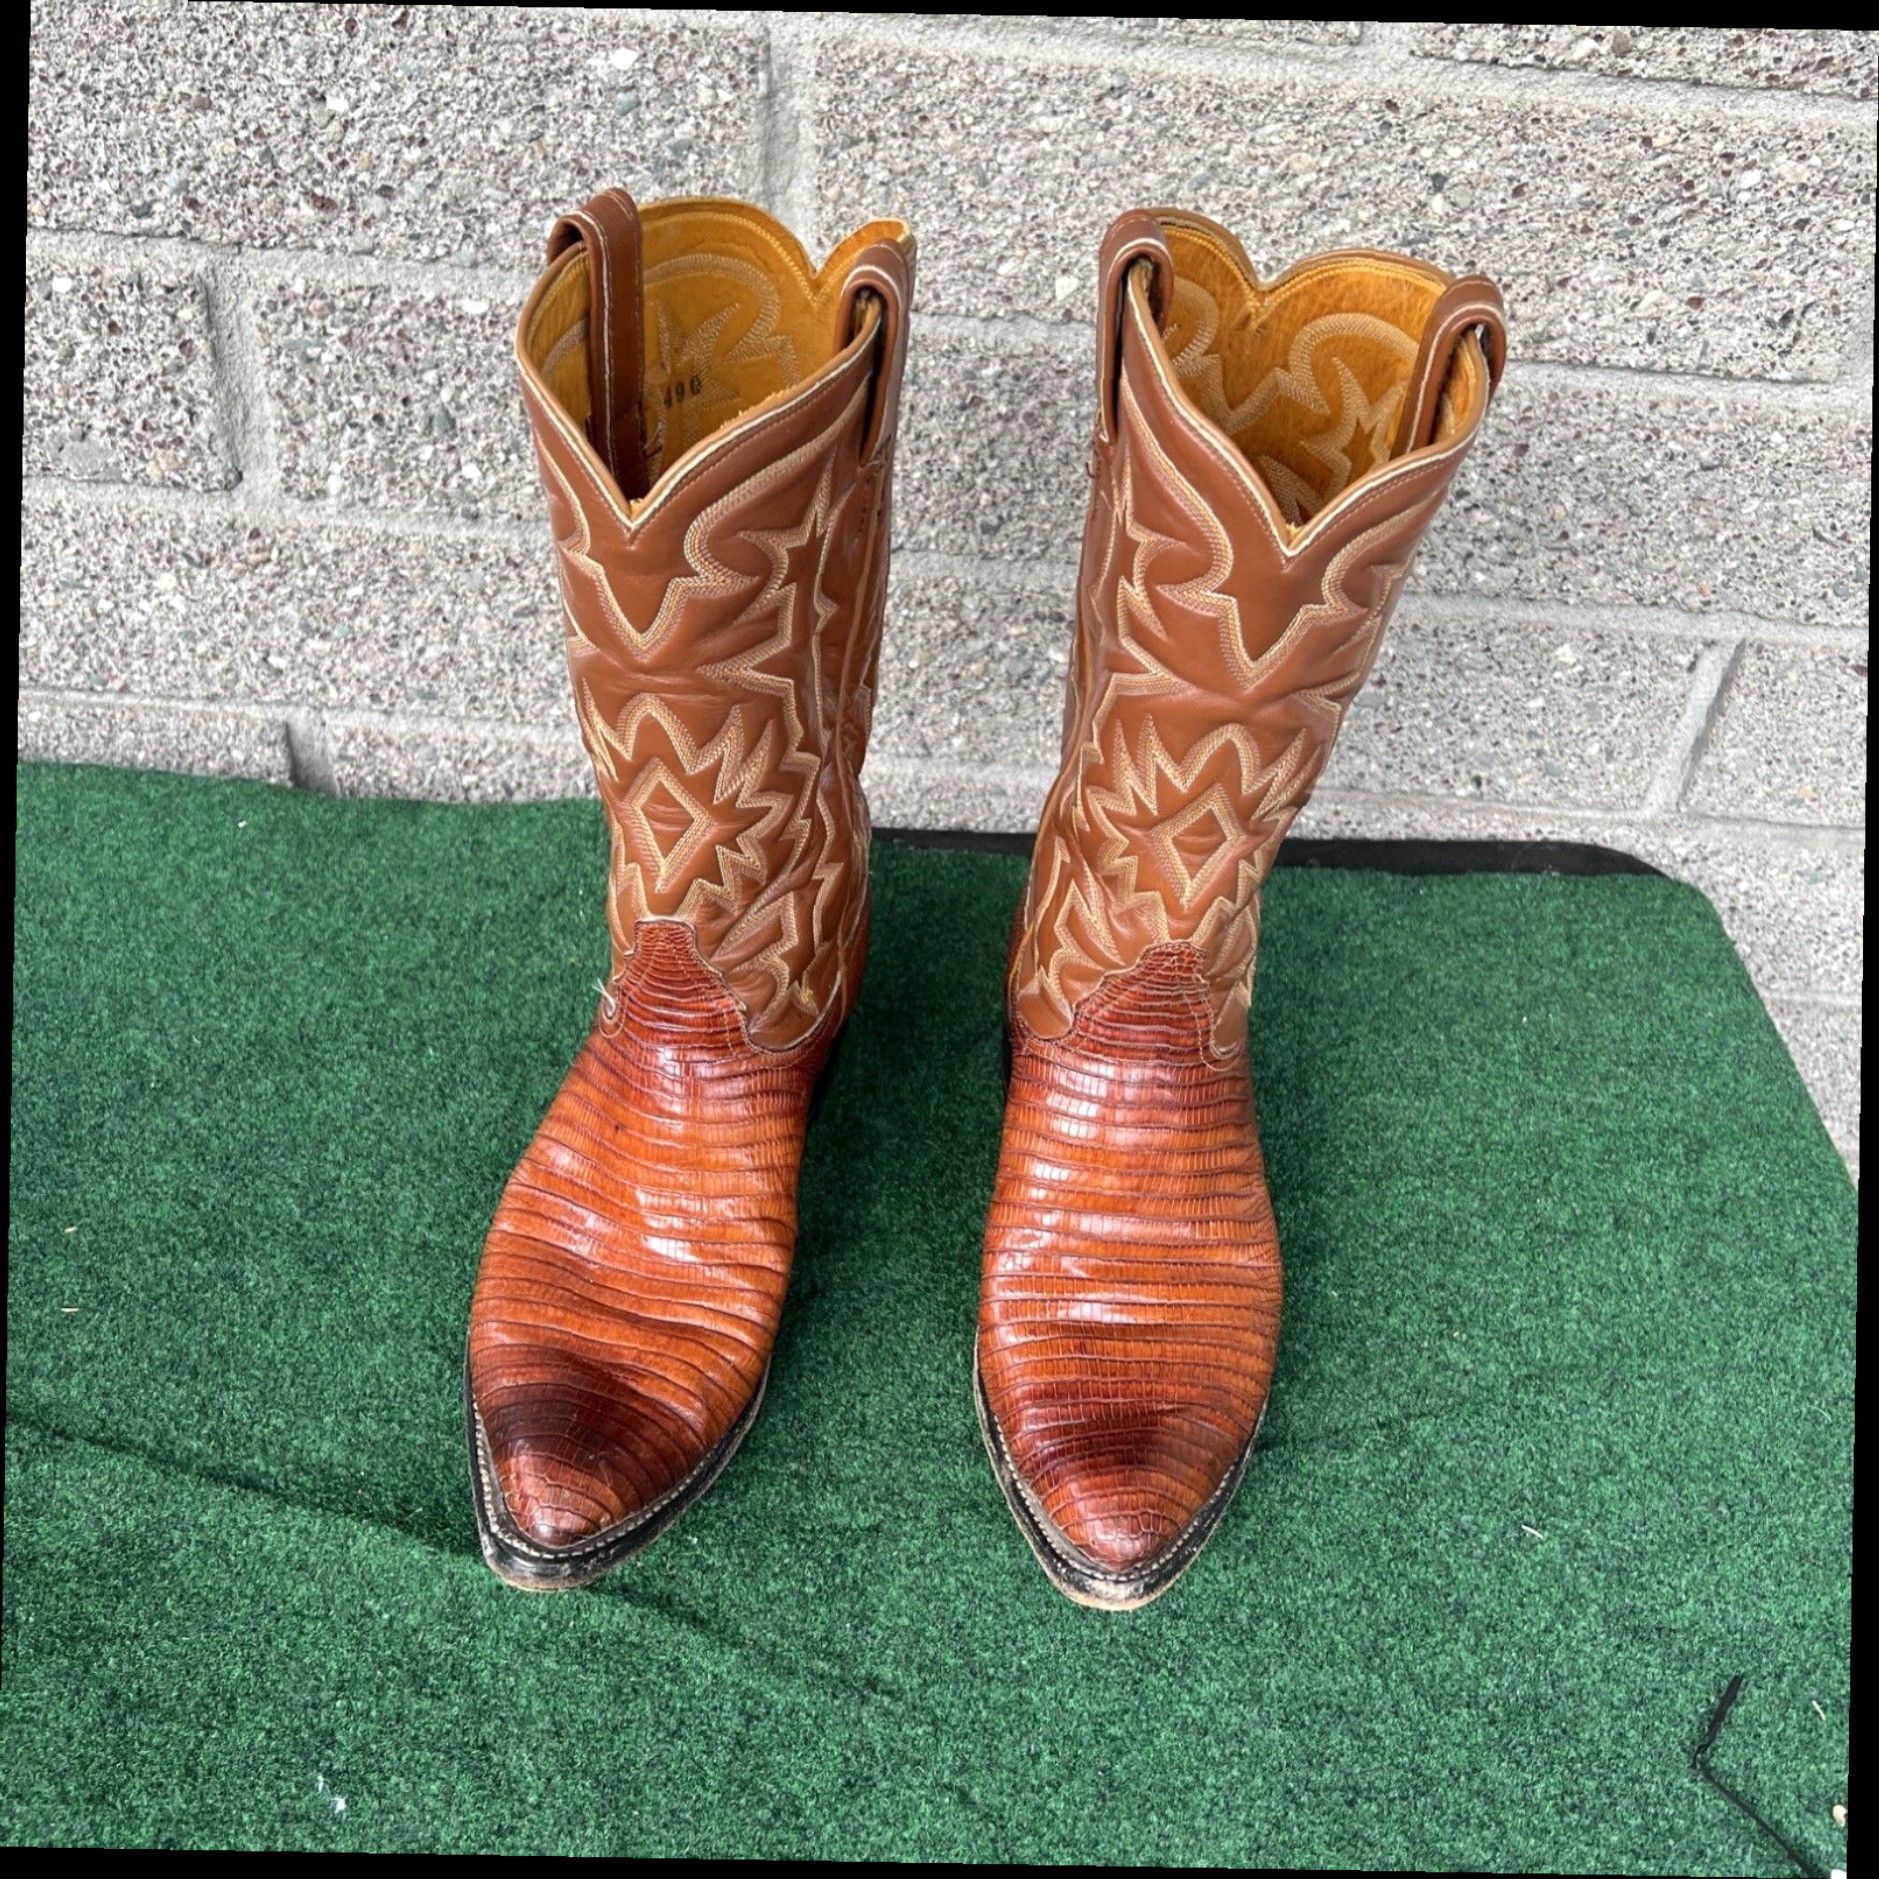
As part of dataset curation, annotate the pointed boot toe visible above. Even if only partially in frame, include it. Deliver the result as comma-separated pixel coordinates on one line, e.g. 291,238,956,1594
475,1340,746,1550
982,1384,1257,1599
469,1344,770,1585
1045,1431,1213,1581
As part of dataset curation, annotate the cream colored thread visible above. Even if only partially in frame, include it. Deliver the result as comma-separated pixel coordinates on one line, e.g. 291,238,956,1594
557,378,872,1040
644,251,799,466
1122,274,1485,565
1018,366,1444,1045
516,275,876,541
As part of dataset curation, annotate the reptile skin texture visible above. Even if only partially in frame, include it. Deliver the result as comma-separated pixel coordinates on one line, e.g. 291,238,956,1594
979,209,1506,1609
466,189,913,1587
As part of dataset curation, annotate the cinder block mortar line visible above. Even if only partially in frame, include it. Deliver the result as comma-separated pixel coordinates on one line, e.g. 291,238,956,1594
1495,358,1872,408
916,308,1877,404
815,11,1371,76
15,687,572,751
1848,258,1877,374
20,473,541,546
816,12,1879,128
1305,786,1868,854
610,5,765,32
283,709,337,794
1676,809,1868,848
1386,594,1868,651
758,13,821,245
1771,989,1864,1012
19,476,239,523
1356,22,1415,56
313,700,574,735
23,225,536,298
19,684,290,723
890,549,1871,650
15,688,1868,857
862,752,1870,853
16,477,1867,652
198,254,282,501
1352,18,1878,120
1643,639,1743,814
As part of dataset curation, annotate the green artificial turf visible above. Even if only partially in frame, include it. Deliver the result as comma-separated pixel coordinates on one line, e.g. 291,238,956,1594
4,760,1854,1865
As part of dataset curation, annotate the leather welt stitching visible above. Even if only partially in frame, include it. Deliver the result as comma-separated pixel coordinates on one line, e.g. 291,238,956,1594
977,1356,1251,1593
471,1377,762,1564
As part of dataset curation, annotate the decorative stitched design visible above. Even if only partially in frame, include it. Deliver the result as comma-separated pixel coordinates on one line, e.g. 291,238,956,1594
642,254,799,474
1167,278,1419,525
1012,367,1438,1050
537,375,881,1047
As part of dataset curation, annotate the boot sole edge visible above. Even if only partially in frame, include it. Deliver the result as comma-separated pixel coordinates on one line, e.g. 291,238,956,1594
464,1361,769,1592
971,1346,1262,1613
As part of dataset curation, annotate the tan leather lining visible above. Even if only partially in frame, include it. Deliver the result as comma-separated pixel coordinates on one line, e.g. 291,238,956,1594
520,199,911,493
1157,225,1488,528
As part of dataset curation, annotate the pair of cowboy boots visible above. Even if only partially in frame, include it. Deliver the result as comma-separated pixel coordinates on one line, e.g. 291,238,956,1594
465,188,1505,1608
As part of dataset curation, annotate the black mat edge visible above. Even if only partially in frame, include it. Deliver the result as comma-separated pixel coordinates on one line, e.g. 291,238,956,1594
875,828,1666,879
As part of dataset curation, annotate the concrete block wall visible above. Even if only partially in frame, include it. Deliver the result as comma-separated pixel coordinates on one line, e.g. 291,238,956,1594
21,9,1871,1174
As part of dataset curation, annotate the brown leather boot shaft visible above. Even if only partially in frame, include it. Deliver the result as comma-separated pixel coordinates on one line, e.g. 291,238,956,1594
518,192,913,1049
467,191,913,1583
980,209,1504,1609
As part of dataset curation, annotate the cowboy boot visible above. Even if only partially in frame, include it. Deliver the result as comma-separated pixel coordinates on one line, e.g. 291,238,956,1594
977,210,1506,1609
466,189,913,1588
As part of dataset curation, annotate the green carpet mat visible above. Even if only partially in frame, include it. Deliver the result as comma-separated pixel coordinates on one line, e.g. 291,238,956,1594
4,762,1854,1865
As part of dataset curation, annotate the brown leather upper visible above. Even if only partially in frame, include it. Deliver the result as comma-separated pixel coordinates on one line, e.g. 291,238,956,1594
981,209,1503,1594
468,191,913,1552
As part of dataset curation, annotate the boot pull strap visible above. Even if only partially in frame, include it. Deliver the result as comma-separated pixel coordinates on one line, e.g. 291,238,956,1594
837,238,916,468
1392,273,1508,457
546,187,649,500
1096,211,1174,447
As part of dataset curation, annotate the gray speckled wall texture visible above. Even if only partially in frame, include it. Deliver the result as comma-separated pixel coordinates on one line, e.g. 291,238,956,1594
21,10,1871,1173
